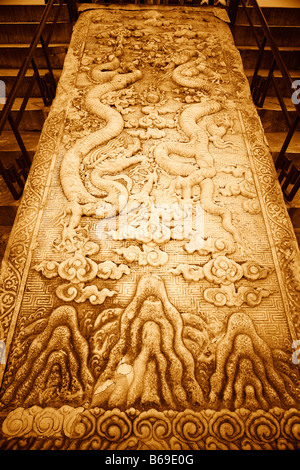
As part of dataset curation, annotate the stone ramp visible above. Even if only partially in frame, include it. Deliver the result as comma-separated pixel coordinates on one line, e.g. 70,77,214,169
0,4,299,450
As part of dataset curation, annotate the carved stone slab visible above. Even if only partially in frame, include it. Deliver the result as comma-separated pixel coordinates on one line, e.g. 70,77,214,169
0,5,299,450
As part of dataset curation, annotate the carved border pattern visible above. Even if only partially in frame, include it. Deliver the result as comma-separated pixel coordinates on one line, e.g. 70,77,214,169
0,406,299,450
0,11,89,381
241,108,300,334
217,16,300,336
0,112,65,338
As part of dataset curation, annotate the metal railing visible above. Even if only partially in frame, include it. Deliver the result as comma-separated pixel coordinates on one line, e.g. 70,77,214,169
228,0,300,201
0,0,78,199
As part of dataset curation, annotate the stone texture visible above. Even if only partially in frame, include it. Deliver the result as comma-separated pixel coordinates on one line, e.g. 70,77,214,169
0,5,299,450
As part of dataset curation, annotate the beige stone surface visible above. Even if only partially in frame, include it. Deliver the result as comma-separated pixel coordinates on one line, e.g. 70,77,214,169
0,5,300,450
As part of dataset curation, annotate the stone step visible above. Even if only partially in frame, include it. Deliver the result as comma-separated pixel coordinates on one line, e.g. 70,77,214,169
0,21,72,45
265,131,300,155
267,131,300,216
257,96,297,132
0,148,34,167
238,45,300,71
0,4,70,22
0,130,41,152
0,68,62,98
235,4,300,26
0,97,48,131
0,43,68,69
244,69,300,98
232,24,300,47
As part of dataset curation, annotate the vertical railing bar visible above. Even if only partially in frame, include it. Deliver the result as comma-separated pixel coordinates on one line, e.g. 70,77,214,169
250,36,266,97
14,74,36,129
256,57,276,108
240,0,260,47
44,0,64,48
285,172,300,202
66,0,79,23
0,159,22,200
39,1,65,95
275,115,299,170
270,73,292,128
228,0,240,28
31,58,50,107
7,115,31,168
39,34,57,96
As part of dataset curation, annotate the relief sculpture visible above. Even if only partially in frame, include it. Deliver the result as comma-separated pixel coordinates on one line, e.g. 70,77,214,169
0,5,300,450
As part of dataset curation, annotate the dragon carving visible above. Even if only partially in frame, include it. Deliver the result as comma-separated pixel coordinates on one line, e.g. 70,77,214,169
59,58,146,236
59,52,244,248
